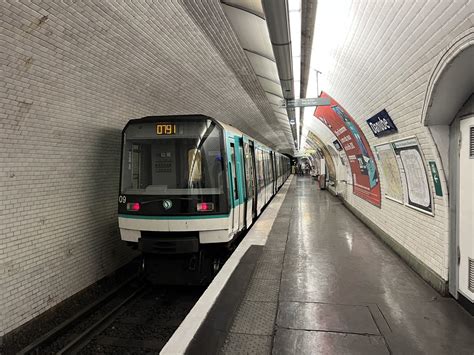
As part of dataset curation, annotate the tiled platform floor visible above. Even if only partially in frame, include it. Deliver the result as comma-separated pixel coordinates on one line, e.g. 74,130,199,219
194,176,474,354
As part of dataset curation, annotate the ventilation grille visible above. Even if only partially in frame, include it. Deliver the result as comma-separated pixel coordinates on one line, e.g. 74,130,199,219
469,258,474,292
470,127,474,158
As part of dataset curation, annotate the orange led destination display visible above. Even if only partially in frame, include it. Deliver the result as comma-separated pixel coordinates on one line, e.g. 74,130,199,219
156,123,176,135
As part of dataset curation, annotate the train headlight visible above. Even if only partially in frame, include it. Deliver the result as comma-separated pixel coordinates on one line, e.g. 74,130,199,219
197,202,214,212
126,202,141,211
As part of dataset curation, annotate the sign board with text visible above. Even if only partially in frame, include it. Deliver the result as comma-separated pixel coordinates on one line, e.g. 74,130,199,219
429,161,443,196
282,97,331,108
366,109,398,137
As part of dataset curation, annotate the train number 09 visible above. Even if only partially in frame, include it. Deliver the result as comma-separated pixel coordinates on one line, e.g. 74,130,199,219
118,195,126,203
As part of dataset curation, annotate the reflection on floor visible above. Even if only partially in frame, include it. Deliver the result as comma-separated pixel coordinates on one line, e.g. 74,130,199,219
195,176,474,354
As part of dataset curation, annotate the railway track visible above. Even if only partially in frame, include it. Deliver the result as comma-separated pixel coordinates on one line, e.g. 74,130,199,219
18,276,204,354
80,286,203,354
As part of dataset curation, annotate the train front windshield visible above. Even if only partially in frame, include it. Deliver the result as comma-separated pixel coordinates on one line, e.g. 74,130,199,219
121,119,226,197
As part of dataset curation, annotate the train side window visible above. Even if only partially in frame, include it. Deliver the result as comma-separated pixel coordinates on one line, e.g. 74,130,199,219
255,149,259,190
268,152,271,183
131,144,140,189
258,149,264,190
131,143,152,190
244,142,254,199
270,153,274,182
230,143,239,200
264,152,269,185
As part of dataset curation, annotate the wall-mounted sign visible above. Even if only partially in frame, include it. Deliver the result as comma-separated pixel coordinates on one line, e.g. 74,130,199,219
333,140,343,151
429,161,443,196
282,97,331,108
314,92,381,207
392,138,432,214
366,109,398,137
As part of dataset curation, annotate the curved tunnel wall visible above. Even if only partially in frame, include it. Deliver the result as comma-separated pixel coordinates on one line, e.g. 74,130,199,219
1,0,472,337
309,0,472,293
0,1,291,336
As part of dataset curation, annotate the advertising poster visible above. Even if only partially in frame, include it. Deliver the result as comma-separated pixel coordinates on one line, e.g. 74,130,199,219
374,144,404,203
392,138,432,213
314,92,381,207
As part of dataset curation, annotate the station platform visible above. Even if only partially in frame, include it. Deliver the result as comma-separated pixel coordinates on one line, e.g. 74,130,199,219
163,176,474,354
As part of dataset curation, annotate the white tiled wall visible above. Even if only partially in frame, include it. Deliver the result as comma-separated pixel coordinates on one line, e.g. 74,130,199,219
313,0,473,280
1,0,471,337
0,0,289,336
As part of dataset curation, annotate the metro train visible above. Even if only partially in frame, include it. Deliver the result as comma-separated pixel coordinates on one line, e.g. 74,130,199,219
117,115,291,284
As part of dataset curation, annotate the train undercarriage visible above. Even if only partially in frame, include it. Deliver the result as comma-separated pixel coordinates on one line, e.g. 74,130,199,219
133,232,237,285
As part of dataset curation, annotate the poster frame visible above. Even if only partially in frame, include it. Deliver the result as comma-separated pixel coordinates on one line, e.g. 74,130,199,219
390,136,434,216
374,142,404,205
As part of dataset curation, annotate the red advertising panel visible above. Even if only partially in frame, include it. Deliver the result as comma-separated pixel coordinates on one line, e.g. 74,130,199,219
314,92,381,207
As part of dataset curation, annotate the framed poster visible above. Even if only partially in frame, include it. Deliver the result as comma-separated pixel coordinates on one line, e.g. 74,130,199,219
314,92,381,207
374,143,404,203
392,138,433,214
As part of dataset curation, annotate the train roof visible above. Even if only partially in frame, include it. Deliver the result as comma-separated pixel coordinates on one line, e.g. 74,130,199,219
124,114,286,156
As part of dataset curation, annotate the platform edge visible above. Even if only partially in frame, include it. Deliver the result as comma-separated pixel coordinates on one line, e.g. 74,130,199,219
160,176,294,355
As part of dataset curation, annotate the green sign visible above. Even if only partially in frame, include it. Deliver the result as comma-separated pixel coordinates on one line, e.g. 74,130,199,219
429,161,443,196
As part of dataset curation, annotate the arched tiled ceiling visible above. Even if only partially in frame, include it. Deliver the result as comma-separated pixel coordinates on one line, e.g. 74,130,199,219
244,51,280,84
304,115,341,155
423,44,474,126
224,0,265,17
221,1,296,151
301,0,471,156
257,76,283,97
179,0,295,154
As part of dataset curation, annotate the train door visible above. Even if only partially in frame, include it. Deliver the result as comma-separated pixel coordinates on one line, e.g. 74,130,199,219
237,136,245,230
243,138,255,228
256,148,265,214
262,150,267,205
457,116,474,301
276,156,280,188
265,151,271,204
270,152,274,194
228,139,241,234
272,153,277,193
250,141,258,220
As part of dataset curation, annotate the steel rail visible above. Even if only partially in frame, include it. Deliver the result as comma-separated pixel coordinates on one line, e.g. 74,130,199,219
17,274,141,355
56,284,146,354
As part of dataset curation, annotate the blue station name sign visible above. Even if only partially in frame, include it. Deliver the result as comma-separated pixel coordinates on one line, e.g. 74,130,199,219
366,109,398,137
